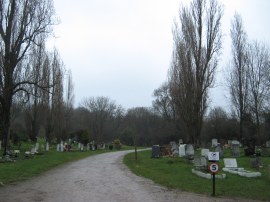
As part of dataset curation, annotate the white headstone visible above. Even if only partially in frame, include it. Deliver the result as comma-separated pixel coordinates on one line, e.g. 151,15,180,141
266,140,270,148
179,144,186,157
224,158,238,168
35,142,39,151
212,139,218,147
201,148,209,158
60,142,64,152
92,145,95,151
56,144,60,151
46,142,49,151
186,144,194,156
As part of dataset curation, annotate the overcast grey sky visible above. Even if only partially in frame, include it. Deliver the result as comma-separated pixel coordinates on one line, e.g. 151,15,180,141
48,0,270,110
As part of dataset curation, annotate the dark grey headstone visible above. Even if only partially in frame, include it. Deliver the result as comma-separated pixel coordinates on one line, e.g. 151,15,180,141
151,145,160,158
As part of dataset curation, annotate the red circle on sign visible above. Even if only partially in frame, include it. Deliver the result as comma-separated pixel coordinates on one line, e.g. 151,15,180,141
208,163,219,173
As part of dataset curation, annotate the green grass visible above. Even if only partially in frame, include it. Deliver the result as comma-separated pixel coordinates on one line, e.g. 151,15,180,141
123,149,270,201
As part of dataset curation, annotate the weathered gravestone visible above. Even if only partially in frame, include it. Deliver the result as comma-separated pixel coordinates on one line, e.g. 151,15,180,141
179,144,186,157
186,144,194,160
170,141,179,156
266,141,270,148
46,142,49,151
194,156,207,170
201,148,209,158
215,144,224,158
151,145,160,158
250,156,263,169
60,141,64,152
212,138,218,147
35,142,39,151
56,144,60,152
224,158,238,169
231,140,240,157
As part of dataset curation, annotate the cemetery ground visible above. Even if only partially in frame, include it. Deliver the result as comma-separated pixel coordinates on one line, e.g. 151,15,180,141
124,149,270,201
0,141,137,185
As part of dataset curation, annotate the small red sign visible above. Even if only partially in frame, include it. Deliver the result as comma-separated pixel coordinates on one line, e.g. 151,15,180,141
209,163,219,173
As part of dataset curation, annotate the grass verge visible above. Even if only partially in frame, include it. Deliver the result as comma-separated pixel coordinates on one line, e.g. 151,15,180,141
123,150,270,201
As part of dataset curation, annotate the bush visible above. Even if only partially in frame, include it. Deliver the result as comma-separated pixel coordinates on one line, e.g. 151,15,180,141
114,139,122,150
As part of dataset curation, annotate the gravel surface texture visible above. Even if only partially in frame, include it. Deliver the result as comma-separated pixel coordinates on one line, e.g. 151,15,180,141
0,150,262,202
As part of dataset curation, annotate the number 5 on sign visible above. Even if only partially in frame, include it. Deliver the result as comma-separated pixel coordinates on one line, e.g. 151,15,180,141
209,163,219,173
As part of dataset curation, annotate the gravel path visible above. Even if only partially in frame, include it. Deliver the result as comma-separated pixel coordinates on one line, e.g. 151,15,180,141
0,150,262,202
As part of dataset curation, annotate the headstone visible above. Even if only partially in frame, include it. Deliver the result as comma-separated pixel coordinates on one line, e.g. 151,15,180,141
46,142,49,151
215,144,224,158
231,141,240,157
201,148,209,158
266,141,270,148
228,140,233,147
35,142,39,151
78,143,81,150
80,144,84,151
179,144,186,157
0,140,2,150
60,142,64,152
212,139,218,147
224,158,238,168
250,156,263,169
193,156,207,170
56,144,60,151
170,141,179,156
91,145,96,151
186,144,194,156
151,145,160,158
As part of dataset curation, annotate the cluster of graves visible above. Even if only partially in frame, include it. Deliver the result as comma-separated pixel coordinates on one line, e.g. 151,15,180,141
152,138,270,179
55,141,106,152
0,140,108,162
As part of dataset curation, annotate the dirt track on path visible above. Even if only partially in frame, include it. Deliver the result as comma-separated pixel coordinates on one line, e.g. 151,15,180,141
0,150,261,202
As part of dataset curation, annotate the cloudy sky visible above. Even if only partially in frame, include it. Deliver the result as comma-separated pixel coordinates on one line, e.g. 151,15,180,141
48,0,270,110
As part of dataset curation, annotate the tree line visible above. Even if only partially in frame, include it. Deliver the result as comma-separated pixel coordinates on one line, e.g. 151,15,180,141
1,0,270,155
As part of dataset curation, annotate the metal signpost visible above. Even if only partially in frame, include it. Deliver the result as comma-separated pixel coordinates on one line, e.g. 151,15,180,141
208,152,220,196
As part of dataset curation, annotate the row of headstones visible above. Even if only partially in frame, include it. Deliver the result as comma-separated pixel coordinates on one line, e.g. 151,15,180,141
55,142,106,152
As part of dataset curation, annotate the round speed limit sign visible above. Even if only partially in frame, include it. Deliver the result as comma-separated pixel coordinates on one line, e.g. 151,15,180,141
209,163,219,173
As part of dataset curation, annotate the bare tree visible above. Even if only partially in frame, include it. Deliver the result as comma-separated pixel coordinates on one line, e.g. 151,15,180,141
246,41,270,143
227,13,249,141
168,0,223,145
50,50,65,141
0,0,55,154
152,82,175,122
80,96,117,143
62,69,74,138
24,39,47,142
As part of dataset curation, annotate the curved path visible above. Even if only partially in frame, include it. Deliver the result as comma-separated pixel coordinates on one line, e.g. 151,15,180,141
0,150,260,202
